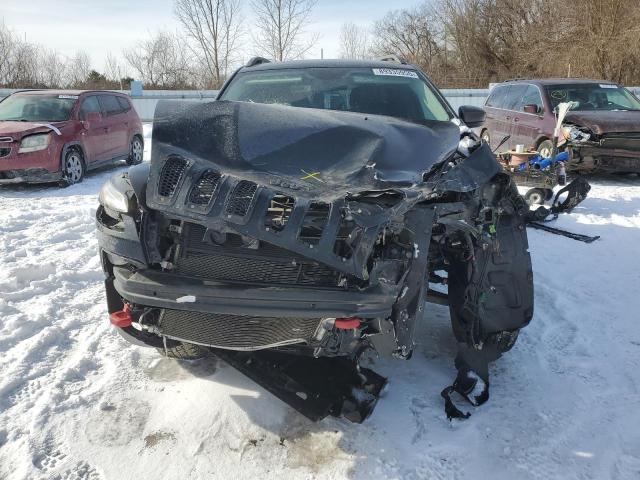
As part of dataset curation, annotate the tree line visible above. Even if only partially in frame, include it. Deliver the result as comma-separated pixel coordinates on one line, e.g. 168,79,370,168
349,0,640,87
2,0,640,91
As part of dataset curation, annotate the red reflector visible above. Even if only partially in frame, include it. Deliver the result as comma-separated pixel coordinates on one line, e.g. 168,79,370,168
334,317,361,329
109,304,132,328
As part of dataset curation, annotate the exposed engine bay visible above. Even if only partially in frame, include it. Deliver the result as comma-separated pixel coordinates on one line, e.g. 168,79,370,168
97,100,534,422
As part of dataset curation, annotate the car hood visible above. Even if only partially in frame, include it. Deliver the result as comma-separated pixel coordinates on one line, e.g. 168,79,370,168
0,121,66,140
564,110,640,135
150,100,461,199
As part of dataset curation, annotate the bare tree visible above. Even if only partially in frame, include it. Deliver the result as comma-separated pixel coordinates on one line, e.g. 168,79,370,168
0,22,15,86
371,4,445,79
250,0,319,61
40,50,67,88
174,0,243,88
105,52,126,89
66,51,92,87
123,31,194,88
339,22,369,59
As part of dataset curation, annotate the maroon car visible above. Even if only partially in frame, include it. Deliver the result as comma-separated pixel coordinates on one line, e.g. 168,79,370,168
0,90,143,186
481,79,640,173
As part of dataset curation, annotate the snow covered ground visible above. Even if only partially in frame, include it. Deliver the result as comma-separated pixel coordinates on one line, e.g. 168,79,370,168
0,127,639,479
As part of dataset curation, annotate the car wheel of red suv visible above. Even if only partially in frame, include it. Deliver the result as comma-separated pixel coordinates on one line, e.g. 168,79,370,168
127,136,144,166
59,149,85,187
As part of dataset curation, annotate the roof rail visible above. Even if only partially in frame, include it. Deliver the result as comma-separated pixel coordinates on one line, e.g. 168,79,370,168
502,77,527,83
378,55,407,65
245,57,271,68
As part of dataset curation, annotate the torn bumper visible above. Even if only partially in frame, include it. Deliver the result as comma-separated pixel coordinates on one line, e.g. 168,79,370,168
0,167,61,184
568,136,640,173
112,266,395,319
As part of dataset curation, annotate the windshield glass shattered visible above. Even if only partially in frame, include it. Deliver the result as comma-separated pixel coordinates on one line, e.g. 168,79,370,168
221,67,453,122
0,95,77,122
546,83,640,111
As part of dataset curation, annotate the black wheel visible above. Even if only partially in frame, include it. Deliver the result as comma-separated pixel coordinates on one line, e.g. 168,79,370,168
447,176,533,348
156,341,206,359
537,139,553,159
525,188,546,205
59,148,85,187
127,136,144,165
480,129,491,147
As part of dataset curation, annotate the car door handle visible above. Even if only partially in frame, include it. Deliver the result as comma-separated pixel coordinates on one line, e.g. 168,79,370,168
506,116,511,121
103,127,109,133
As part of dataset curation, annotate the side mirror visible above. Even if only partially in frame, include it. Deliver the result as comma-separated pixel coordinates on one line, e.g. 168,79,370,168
83,111,102,130
458,105,486,128
524,104,540,115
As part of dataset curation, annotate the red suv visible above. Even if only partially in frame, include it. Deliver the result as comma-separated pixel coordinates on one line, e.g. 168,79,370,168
481,79,640,173
0,90,143,186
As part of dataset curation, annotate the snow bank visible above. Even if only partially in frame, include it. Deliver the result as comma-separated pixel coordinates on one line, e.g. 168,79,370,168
0,163,639,479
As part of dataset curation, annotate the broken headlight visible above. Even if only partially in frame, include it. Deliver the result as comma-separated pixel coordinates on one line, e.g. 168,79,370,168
18,133,50,153
562,125,591,143
99,174,135,213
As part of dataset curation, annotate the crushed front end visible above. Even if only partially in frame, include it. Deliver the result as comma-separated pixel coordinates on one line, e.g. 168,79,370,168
97,101,534,422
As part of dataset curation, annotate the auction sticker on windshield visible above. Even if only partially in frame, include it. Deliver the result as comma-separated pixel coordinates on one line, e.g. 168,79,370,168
372,68,419,78
58,95,79,99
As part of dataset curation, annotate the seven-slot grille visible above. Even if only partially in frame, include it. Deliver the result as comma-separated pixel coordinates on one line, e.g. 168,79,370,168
226,180,258,216
159,309,322,350
189,169,221,205
158,157,188,197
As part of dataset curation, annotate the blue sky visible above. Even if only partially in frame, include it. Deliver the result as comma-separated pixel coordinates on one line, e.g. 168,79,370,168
1,0,422,73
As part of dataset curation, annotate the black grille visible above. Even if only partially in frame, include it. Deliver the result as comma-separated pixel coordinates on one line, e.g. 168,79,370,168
175,223,342,287
0,147,10,158
226,180,257,216
159,310,321,350
159,157,187,197
189,170,221,205
177,251,340,286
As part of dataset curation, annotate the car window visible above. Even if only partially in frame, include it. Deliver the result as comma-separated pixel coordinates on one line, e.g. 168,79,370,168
545,83,640,111
99,95,123,116
503,84,528,111
79,96,102,119
486,85,509,108
518,85,544,113
221,67,453,122
116,96,131,112
0,95,77,122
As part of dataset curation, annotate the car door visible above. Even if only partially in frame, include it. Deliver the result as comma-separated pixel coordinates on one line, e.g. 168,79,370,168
510,84,547,150
501,84,527,151
484,85,513,151
79,95,109,164
98,95,128,159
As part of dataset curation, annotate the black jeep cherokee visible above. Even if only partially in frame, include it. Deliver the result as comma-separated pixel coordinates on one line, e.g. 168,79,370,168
96,58,534,422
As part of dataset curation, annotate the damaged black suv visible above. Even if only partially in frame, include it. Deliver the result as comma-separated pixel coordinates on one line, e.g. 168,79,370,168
96,58,534,422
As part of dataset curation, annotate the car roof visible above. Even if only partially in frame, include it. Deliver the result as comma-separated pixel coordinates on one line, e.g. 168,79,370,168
239,58,419,72
13,89,128,97
501,78,618,86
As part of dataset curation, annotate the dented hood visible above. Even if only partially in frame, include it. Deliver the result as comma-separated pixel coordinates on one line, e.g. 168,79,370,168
151,100,460,197
565,110,640,135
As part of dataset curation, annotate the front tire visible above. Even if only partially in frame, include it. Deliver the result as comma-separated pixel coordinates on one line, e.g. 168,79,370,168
480,129,491,147
525,188,546,206
59,148,85,187
127,136,144,165
156,341,206,359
